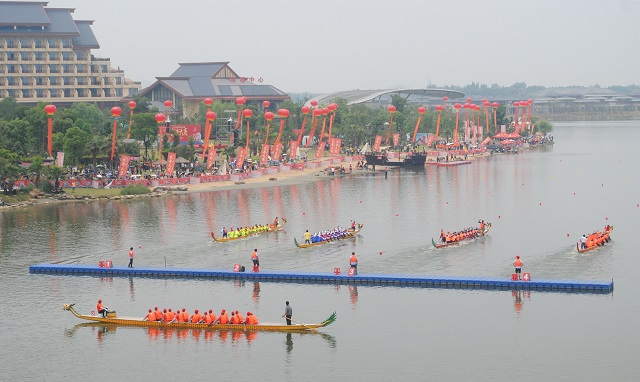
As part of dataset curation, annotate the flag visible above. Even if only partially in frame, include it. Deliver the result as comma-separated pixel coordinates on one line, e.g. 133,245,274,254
166,152,176,175
118,155,131,179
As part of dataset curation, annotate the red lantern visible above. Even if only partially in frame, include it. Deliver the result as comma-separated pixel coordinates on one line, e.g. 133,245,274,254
321,108,329,115
301,106,310,114
482,98,487,103
454,103,462,110
44,104,57,115
243,109,253,119
236,97,246,105
528,99,533,104
111,106,122,117
475,105,481,111
310,100,318,107
263,100,270,108
313,109,323,117
492,102,499,108
435,105,443,112
164,100,172,108
278,109,290,118
464,103,470,109
443,96,448,101
206,111,217,121
467,98,472,103
264,111,275,121
128,101,137,109
514,101,520,107
327,103,337,111
155,113,166,123
483,101,490,107
418,106,426,114
388,105,396,113
204,98,213,106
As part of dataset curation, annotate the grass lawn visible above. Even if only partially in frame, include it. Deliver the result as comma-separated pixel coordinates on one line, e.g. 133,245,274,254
63,188,124,197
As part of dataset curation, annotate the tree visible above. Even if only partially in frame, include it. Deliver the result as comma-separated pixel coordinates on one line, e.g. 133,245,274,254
390,94,408,114
130,113,159,160
63,127,88,164
534,119,553,134
85,135,110,168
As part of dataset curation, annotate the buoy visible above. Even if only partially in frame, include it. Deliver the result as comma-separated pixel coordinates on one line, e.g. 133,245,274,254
138,245,142,248
605,217,608,220
396,214,399,217
573,192,576,195
446,202,448,204
566,234,570,237
379,251,382,255
360,200,362,203
539,202,542,206
498,215,501,218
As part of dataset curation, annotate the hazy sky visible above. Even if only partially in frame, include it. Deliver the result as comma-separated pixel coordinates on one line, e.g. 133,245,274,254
48,0,640,93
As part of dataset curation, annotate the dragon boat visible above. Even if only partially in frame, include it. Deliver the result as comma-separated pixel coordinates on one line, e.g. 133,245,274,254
576,226,613,253
431,223,491,248
294,223,364,248
211,218,287,242
63,303,335,332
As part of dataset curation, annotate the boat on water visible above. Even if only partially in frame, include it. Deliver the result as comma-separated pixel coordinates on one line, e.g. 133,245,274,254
576,226,613,253
364,152,426,167
63,304,336,332
211,218,287,242
294,223,364,248
432,223,491,248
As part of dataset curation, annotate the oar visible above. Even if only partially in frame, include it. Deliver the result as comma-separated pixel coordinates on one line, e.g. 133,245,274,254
290,319,317,332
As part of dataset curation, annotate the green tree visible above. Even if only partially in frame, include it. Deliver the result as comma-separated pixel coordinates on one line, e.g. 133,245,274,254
130,113,159,160
85,135,110,168
63,127,88,164
534,119,553,134
0,97,26,121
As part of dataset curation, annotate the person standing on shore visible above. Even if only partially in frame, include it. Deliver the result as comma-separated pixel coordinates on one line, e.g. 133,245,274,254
128,247,134,268
282,301,292,325
513,255,523,280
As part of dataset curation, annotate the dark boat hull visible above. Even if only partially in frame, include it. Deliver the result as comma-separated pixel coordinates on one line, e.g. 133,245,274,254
364,153,427,167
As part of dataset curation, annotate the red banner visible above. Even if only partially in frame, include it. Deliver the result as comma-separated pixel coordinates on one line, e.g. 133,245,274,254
427,135,435,146
167,124,203,144
315,142,326,159
329,137,341,155
166,152,176,175
56,151,65,167
373,135,382,152
392,133,399,147
118,155,131,179
260,144,270,164
235,148,246,169
207,146,216,169
271,143,283,162
289,140,299,159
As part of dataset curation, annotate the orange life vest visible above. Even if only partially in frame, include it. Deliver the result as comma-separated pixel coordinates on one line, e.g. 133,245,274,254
514,259,523,267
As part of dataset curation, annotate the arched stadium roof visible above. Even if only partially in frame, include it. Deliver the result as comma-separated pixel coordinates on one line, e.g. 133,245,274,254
308,88,465,106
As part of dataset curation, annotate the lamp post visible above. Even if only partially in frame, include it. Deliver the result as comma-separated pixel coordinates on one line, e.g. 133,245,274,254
110,106,122,161
44,104,56,158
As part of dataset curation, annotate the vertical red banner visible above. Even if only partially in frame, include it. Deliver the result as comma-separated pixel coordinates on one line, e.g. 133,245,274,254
427,135,435,147
56,151,65,167
260,144,270,164
315,142,326,159
207,146,216,169
289,140,299,159
235,147,246,170
166,152,176,175
392,133,399,147
329,138,341,155
271,143,283,162
373,135,382,152
118,155,131,179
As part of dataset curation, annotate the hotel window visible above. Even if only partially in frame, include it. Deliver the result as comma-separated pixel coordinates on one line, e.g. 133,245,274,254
7,65,16,73
75,52,85,60
101,65,107,71
6,38,15,48
62,52,71,61
48,64,58,73
49,76,57,85
62,64,71,73
115,77,122,85
7,90,15,97
7,52,17,61
7,77,15,85
63,89,71,97
116,88,123,97
35,89,44,97
77,78,85,85
21,64,30,73
90,88,99,97
76,64,85,73
47,39,57,48
19,38,30,48
35,64,43,73
62,39,72,48
35,77,44,85
34,52,43,60
34,39,43,48
48,52,58,60
20,52,30,60
21,77,31,85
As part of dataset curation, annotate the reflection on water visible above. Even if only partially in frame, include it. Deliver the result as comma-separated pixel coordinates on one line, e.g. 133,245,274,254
512,290,531,316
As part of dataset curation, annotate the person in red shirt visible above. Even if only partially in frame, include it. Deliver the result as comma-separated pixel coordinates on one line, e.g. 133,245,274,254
96,300,107,317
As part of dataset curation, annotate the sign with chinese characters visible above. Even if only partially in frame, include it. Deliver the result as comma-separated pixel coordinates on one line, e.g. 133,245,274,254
118,155,130,179
167,124,203,144
260,144,270,164
373,135,382,152
207,146,216,169
315,142,326,159
271,143,283,162
289,140,299,159
329,138,342,155
392,133,399,147
235,148,246,169
166,152,176,175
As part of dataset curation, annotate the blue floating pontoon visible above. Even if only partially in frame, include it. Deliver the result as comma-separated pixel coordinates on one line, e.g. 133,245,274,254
28,264,613,294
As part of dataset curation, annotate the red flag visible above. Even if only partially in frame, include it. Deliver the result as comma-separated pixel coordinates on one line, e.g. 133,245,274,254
260,144,270,164
207,146,216,169
329,138,341,155
235,148,246,169
373,135,382,152
271,143,283,162
166,152,176,175
392,133,399,147
315,142,326,159
289,140,299,159
118,155,131,179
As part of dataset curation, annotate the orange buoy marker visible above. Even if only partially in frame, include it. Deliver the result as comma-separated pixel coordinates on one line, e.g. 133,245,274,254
379,251,382,255
396,214,399,216
138,245,142,248
498,215,501,218
539,202,542,206
566,234,570,237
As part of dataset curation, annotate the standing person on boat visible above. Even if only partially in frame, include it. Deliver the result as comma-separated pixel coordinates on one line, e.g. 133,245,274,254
282,301,293,325
273,217,279,228
221,227,228,238
513,256,523,280
580,234,587,249
303,230,311,244
128,247,134,268
350,252,358,275
479,220,486,232
251,249,259,267
96,299,108,318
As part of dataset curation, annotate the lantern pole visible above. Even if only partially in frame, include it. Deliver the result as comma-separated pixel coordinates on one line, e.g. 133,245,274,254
492,102,499,134
44,104,56,158
127,101,136,139
110,106,122,161
434,105,443,146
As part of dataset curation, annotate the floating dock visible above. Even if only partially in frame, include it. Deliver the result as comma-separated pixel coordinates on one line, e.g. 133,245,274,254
29,264,613,294
426,161,472,167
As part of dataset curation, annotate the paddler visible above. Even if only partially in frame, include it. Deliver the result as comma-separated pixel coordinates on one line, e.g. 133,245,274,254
144,309,156,321
96,299,108,318
190,309,202,323
154,306,162,321
513,255,523,280
217,309,229,324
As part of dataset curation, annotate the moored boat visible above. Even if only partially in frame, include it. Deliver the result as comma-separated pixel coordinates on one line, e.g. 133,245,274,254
211,218,287,242
63,304,335,332
295,223,364,248
432,223,491,248
364,152,426,167
576,226,613,253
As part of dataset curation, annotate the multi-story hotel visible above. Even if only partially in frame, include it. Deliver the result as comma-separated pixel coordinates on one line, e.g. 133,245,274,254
0,1,140,105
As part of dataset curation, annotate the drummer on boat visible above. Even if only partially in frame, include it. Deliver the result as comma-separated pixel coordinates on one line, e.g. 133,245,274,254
96,299,108,318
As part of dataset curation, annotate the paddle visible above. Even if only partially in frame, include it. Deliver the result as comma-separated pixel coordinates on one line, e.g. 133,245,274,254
290,318,317,332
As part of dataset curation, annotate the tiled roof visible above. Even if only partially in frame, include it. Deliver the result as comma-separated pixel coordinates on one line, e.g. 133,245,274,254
171,62,227,78
73,20,99,48
0,1,50,26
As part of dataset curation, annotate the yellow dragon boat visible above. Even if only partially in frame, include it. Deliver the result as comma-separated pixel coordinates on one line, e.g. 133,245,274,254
211,218,287,242
63,303,335,332
294,223,363,248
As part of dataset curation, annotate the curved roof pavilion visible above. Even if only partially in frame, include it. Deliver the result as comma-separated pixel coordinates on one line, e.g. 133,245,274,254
309,88,465,107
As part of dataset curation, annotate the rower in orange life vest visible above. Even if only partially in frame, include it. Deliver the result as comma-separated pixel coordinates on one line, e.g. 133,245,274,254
513,255,523,280
96,299,108,317
144,308,156,321
217,309,229,324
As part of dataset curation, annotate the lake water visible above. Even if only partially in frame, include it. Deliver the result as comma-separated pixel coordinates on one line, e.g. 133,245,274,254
1,121,638,381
